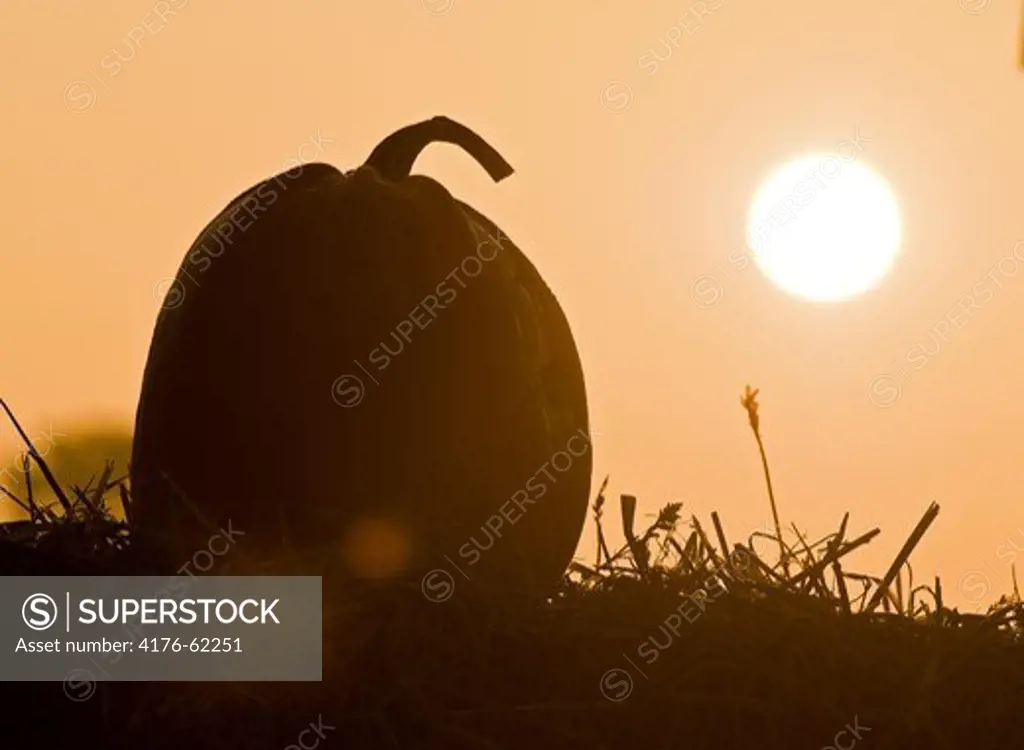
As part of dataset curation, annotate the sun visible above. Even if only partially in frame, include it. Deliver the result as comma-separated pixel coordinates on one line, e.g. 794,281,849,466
746,155,901,302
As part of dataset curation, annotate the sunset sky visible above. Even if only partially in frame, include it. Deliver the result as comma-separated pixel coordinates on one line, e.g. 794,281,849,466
3,1,1024,608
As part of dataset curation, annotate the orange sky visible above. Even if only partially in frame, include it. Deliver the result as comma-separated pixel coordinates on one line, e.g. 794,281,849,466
2,0,1024,609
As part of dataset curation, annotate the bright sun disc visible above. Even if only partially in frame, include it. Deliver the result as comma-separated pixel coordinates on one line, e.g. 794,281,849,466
746,155,901,302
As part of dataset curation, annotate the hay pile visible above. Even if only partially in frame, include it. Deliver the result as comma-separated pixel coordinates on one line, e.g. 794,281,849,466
2,390,1022,749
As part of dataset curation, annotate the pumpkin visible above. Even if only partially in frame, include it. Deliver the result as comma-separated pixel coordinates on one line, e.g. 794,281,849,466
130,116,592,590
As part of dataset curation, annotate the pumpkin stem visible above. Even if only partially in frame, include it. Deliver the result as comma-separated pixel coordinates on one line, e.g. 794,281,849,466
365,116,514,183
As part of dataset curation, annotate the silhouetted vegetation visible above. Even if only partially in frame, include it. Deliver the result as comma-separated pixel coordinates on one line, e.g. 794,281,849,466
0,423,131,524
2,390,1022,749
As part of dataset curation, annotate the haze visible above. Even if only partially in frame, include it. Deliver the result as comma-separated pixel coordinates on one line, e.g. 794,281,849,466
2,0,1023,609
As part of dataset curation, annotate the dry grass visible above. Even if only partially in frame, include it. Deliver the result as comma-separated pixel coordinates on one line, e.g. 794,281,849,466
2,388,1023,749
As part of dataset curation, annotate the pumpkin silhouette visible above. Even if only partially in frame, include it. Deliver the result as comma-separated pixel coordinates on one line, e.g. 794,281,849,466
130,117,592,590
